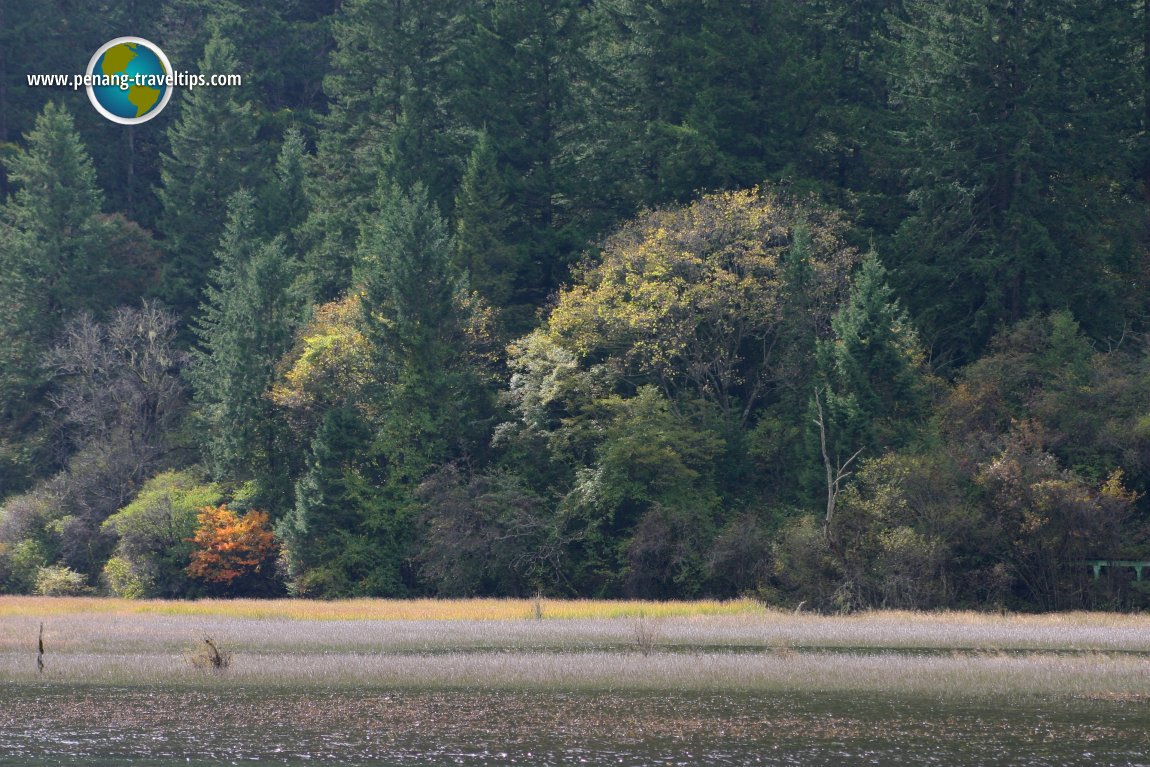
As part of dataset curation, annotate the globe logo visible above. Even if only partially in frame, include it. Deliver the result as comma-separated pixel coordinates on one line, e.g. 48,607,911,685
86,37,173,125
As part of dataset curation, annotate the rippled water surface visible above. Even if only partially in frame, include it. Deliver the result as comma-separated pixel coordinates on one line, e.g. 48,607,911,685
1,686,1147,766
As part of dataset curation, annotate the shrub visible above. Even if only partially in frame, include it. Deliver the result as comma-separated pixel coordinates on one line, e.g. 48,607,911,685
632,613,659,656
186,637,232,671
34,565,93,596
100,555,151,598
707,513,774,596
1,539,49,594
416,465,561,596
102,470,223,598
770,515,844,612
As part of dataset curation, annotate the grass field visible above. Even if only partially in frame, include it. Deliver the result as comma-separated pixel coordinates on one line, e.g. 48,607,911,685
3,596,1150,697
4,598,1150,765
0,595,762,621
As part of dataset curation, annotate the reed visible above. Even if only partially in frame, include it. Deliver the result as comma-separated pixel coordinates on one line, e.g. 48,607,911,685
4,597,1150,698
0,596,762,621
186,637,231,671
3,646,1147,697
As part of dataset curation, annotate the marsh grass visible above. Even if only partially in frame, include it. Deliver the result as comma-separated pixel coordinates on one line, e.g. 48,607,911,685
6,601,1150,767
5,647,1149,698
186,637,232,671
632,613,659,656
7,607,1150,656
0,595,762,621
4,598,1150,698
769,635,797,659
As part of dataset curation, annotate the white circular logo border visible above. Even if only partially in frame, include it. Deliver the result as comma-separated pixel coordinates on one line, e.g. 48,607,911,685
86,37,174,125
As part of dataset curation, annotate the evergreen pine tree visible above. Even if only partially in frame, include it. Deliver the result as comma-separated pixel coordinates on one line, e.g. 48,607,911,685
263,127,309,247
0,104,120,434
359,184,473,481
281,184,495,596
453,0,594,302
301,0,465,303
277,404,404,597
794,0,908,229
191,190,303,505
816,254,929,459
157,30,259,319
587,0,820,205
0,3,114,196
887,0,1141,365
453,131,524,328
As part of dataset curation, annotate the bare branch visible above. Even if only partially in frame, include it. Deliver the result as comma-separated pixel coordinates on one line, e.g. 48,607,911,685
813,387,863,550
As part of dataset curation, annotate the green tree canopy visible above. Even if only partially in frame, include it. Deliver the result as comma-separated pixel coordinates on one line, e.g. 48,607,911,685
887,0,1141,365
157,30,260,318
191,190,303,504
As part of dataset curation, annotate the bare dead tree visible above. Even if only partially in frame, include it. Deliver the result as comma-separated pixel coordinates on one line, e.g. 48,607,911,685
45,302,186,458
812,387,862,553
36,623,44,673
30,303,189,574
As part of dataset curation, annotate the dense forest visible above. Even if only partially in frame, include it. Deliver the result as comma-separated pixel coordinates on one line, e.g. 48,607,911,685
3,0,1150,611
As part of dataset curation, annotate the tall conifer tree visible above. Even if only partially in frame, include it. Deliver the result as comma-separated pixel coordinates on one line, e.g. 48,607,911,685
887,0,1140,364
157,30,259,319
191,190,303,504
454,131,524,328
0,104,119,434
359,184,473,481
815,254,929,459
302,0,465,303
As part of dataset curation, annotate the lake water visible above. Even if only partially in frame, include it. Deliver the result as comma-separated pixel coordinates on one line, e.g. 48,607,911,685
0,686,1146,766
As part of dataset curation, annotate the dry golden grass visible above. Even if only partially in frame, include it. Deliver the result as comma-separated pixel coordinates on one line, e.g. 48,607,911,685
0,595,762,621
4,597,1150,697
5,596,1148,629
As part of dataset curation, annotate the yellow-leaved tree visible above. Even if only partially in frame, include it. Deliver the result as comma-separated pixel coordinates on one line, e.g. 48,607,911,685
544,187,857,426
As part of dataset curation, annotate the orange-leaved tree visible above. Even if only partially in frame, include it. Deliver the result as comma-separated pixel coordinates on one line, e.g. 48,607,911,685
187,505,279,593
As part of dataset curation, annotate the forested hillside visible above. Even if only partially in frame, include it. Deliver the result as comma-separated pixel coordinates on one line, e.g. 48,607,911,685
3,0,1150,610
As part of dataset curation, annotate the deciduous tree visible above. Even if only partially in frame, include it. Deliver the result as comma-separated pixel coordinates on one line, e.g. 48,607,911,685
187,503,279,594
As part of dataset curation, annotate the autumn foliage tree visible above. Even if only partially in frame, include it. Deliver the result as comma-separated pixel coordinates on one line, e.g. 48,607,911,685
489,188,861,596
546,187,857,426
187,504,280,596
